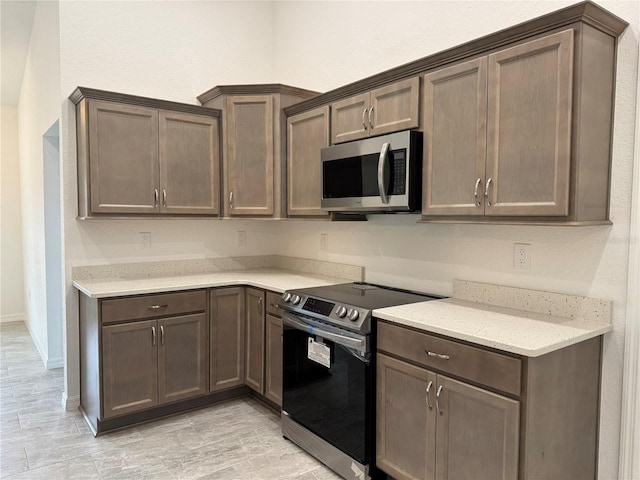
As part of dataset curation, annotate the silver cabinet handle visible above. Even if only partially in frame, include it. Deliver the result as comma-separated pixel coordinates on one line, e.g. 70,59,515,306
257,297,263,315
426,350,450,360
368,106,374,130
229,191,234,209
148,304,168,310
484,177,493,207
474,178,483,207
152,326,156,346
154,189,159,208
270,302,281,310
426,380,433,410
361,108,368,130
162,189,167,208
377,142,391,205
160,325,165,345
436,385,443,415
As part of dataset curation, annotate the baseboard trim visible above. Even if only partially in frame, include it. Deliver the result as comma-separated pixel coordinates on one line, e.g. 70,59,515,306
46,357,64,369
0,313,26,324
62,393,80,411
24,318,49,368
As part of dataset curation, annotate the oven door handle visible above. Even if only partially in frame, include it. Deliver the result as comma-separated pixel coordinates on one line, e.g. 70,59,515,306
282,313,367,353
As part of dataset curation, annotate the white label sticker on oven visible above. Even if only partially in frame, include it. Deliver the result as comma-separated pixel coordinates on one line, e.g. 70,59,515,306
308,337,330,368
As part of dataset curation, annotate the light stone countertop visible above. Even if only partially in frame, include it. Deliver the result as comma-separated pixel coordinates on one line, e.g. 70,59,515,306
73,269,350,298
374,297,612,357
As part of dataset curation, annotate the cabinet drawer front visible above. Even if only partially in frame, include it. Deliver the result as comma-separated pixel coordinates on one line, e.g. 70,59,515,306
266,291,282,318
377,321,521,396
101,290,207,324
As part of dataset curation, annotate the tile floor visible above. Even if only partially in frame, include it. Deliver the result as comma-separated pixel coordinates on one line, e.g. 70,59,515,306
0,322,341,479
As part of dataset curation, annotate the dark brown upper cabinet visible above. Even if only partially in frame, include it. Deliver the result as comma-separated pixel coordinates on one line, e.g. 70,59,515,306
286,106,330,217
197,85,318,218
423,30,574,220
71,87,221,219
330,77,419,144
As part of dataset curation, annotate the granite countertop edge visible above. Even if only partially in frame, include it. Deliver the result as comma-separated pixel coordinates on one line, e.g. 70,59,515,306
72,268,349,298
373,298,612,357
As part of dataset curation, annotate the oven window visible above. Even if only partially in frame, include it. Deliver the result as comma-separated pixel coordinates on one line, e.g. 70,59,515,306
282,327,371,464
322,149,406,199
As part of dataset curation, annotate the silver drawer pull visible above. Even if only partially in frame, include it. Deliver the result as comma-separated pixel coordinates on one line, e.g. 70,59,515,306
426,350,450,360
148,304,168,310
270,302,281,310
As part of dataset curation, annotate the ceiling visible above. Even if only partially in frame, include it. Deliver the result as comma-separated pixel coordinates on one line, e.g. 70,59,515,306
1,0,37,106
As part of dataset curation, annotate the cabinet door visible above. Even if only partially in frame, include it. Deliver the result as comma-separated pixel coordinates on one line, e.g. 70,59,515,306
157,313,207,404
210,287,245,392
88,100,159,214
423,58,487,216
435,375,519,480
245,287,265,393
486,29,573,217
377,353,436,480
102,320,158,418
287,106,330,217
226,95,274,216
330,92,370,144
370,77,420,137
264,313,283,406
159,111,220,215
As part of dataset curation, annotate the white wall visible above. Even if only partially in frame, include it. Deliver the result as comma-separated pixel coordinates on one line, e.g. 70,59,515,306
57,1,280,407
17,0,60,366
1,104,26,323
273,2,639,479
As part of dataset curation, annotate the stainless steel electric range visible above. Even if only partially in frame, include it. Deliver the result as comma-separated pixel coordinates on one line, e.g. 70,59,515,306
278,282,442,480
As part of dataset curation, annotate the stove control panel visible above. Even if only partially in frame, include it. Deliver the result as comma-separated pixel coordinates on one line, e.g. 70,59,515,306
280,292,370,333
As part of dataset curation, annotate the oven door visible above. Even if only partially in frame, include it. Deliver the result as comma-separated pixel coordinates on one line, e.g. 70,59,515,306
282,312,372,465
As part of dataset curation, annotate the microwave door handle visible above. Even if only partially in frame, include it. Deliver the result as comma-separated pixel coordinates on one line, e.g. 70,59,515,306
377,142,391,204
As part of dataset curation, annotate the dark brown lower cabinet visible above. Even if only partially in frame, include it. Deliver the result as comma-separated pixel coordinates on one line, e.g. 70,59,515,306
102,320,159,418
264,312,283,406
80,289,211,434
245,287,265,393
376,321,602,480
210,287,246,391
102,312,208,420
158,313,208,404
376,354,518,480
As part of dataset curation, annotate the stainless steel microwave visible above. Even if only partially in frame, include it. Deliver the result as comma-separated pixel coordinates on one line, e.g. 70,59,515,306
321,130,422,213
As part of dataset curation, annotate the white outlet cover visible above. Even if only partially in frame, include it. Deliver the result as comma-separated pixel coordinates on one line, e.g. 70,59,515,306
513,243,531,270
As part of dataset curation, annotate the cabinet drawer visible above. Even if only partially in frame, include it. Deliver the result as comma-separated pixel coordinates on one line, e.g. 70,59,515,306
377,321,521,396
266,291,282,318
101,290,207,325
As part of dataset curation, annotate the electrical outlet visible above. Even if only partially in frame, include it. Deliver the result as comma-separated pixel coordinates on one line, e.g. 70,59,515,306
513,243,531,270
140,232,151,249
237,231,246,247
320,233,328,251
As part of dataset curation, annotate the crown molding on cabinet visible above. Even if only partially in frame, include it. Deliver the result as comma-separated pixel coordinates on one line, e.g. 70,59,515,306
70,86,221,118
284,0,628,116
197,84,319,106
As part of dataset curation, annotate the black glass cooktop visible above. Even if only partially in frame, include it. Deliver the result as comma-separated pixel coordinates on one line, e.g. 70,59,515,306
292,282,440,310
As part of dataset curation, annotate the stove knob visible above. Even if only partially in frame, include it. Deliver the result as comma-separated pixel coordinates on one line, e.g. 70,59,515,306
282,292,292,303
336,306,347,318
348,309,360,321
291,294,301,305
